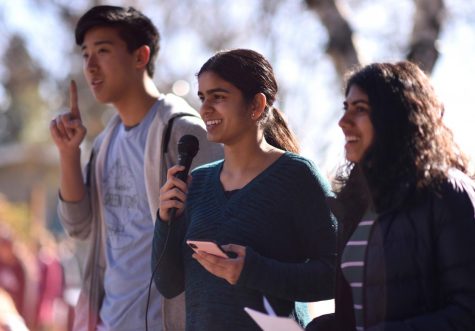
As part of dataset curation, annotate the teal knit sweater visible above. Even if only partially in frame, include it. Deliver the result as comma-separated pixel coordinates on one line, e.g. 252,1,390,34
153,152,336,331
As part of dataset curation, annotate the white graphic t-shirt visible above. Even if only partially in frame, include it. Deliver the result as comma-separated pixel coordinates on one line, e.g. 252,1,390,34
98,104,162,331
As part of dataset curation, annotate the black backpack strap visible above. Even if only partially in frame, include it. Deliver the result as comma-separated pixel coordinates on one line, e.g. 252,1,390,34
163,113,196,153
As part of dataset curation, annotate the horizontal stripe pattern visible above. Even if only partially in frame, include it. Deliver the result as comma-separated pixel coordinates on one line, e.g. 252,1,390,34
347,240,368,246
359,220,374,226
350,282,363,288
341,261,364,268
341,218,375,331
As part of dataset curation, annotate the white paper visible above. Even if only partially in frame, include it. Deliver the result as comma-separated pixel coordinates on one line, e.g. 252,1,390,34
244,307,304,331
244,296,305,331
263,296,276,316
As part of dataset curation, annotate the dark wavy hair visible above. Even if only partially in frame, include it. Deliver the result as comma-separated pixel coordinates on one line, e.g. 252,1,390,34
335,61,469,216
197,49,300,153
75,5,160,77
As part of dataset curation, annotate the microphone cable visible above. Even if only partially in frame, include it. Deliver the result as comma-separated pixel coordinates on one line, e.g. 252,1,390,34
144,134,198,330
145,214,172,331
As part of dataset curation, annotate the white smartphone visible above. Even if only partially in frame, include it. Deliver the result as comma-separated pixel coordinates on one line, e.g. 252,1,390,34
186,239,229,259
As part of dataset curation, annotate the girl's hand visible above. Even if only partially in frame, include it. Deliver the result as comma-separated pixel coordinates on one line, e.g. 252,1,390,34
158,165,189,221
192,244,246,285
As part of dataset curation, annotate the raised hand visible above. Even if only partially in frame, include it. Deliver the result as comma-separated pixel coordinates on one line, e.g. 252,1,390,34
50,80,87,155
159,165,189,221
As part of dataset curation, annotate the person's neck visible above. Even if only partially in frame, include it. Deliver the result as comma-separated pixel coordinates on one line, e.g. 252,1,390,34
113,77,160,127
221,136,283,190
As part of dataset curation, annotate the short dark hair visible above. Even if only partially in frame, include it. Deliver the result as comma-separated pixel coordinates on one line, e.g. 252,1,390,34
197,49,300,153
75,5,160,77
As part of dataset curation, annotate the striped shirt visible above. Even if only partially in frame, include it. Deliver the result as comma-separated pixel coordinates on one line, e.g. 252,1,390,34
341,219,375,331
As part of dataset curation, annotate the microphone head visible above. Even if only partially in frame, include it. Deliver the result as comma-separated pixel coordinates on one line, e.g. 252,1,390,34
178,135,199,158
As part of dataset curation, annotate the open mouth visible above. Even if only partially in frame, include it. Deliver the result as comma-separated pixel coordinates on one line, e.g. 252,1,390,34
91,78,103,88
345,135,359,143
206,119,222,130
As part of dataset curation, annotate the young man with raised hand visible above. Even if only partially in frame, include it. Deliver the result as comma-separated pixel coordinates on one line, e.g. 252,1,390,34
49,6,222,331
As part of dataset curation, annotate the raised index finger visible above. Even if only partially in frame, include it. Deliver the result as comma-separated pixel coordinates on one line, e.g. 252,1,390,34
69,80,81,119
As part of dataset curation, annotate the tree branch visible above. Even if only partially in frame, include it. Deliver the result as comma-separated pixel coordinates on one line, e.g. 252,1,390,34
407,0,445,73
304,0,360,82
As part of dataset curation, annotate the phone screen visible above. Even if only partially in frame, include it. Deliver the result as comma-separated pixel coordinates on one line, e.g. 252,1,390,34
186,240,229,258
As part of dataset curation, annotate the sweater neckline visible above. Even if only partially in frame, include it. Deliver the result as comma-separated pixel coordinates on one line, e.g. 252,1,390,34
213,151,290,204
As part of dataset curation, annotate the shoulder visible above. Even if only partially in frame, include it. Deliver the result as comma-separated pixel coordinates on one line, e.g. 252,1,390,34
170,115,224,164
277,152,315,173
434,169,475,219
157,94,200,121
171,114,206,133
156,94,207,143
279,153,333,195
188,161,222,195
191,160,222,177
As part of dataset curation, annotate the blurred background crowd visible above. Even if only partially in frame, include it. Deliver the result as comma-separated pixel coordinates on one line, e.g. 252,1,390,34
0,206,80,331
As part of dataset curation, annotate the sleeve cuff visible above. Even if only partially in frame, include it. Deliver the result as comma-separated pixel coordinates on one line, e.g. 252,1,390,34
157,212,171,237
236,246,262,288
156,211,187,238
57,191,91,225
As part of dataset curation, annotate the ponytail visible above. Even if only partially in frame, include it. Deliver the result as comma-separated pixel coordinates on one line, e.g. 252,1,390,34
197,49,300,153
263,107,300,154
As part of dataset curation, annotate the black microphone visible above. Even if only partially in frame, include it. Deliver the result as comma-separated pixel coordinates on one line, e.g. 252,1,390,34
147,135,199,331
169,134,199,221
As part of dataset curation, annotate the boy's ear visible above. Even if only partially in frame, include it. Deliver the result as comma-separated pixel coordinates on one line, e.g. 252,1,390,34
135,45,151,70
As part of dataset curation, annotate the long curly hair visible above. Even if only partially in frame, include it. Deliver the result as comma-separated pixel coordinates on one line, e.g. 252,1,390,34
335,61,469,217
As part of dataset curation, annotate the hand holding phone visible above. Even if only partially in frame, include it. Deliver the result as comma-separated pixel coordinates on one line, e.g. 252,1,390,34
186,240,229,259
